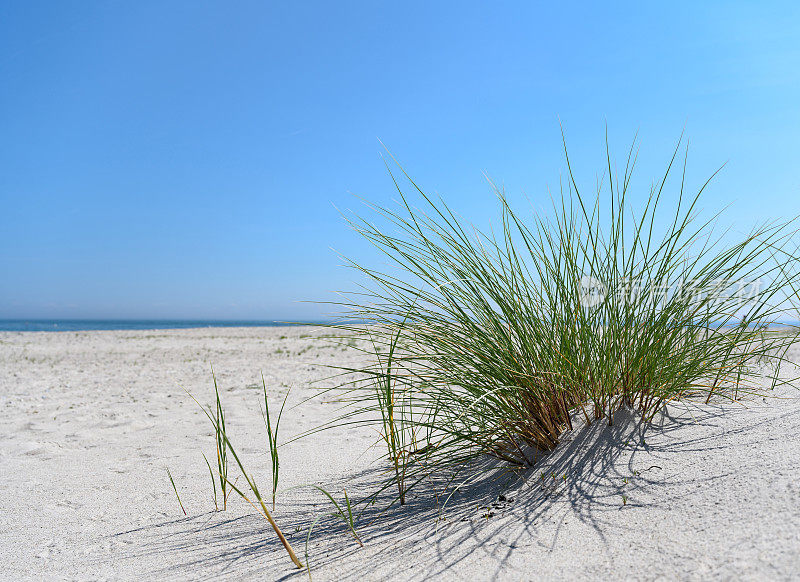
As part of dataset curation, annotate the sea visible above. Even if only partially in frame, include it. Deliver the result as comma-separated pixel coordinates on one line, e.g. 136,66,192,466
0,320,327,332
0,319,794,333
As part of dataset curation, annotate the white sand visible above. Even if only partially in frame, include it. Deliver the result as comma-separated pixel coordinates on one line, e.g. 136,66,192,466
1,327,800,581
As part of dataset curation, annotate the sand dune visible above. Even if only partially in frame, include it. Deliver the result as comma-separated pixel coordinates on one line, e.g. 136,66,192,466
1,327,799,580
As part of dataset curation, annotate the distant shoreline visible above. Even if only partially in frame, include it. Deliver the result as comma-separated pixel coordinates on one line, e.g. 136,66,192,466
2,318,798,333
0,319,331,332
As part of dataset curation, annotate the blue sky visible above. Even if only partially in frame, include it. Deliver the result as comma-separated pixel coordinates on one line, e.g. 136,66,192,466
1,1,799,320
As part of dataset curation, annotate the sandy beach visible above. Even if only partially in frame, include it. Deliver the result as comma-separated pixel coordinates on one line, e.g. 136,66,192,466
2,326,800,581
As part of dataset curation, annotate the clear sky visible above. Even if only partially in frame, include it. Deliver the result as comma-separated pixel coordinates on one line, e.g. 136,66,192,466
2,1,799,320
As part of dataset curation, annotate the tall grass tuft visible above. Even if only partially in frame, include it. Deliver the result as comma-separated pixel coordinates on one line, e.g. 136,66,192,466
262,374,289,511
211,371,230,510
369,324,410,505
329,134,800,503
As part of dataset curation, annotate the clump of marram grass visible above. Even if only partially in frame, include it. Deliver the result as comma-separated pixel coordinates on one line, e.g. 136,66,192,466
262,373,289,511
327,134,800,504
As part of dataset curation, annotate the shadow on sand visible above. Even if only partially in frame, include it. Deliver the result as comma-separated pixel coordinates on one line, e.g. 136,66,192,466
109,396,799,580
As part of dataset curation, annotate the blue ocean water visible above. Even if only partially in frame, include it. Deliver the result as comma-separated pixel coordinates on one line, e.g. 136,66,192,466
0,320,326,332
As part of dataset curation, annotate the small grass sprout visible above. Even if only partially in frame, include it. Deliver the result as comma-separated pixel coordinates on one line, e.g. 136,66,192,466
202,453,219,510
304,514,324,582
166,467,186,516
307,485,363,547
